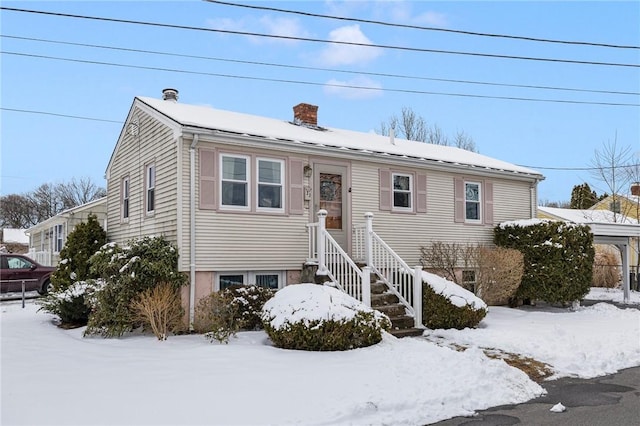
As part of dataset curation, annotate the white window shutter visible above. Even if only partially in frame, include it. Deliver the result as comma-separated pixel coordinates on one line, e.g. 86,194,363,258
379,169,391,211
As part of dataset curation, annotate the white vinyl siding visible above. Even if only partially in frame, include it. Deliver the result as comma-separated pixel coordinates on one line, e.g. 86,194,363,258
106,108,179,246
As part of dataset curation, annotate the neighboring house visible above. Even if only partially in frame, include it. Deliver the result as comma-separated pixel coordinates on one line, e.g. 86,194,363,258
25,197,107,266
590,183,640,222
1,228,29,254
105,88,544,324
537,205,640,299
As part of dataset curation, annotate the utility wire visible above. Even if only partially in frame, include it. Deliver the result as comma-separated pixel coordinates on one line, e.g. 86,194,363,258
204,0,640,50
0,107,122,124
4,34,638,97
3,107,638,173
3,51,639,107
1,7,638,68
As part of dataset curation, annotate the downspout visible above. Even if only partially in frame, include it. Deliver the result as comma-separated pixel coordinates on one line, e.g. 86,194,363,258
189,134,199,328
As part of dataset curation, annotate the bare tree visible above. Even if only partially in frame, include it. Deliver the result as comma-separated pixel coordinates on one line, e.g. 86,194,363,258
0,194,35,228
378,107,478,152
57,177,106,210
0,177,106,228
589,135,633,222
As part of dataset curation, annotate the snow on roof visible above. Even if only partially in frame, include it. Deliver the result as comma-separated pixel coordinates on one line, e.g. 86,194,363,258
2,228,29,244
538,206,639,225
137,97,543,178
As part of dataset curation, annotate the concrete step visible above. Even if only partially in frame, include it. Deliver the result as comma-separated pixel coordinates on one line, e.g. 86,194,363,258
389,315,415,330
373,303,407,318
371,292,400,306
388,328,425,338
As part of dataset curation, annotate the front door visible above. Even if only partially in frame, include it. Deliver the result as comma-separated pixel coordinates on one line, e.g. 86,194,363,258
313,163,349,251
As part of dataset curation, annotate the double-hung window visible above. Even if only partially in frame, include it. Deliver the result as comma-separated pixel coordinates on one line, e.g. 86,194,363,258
54,224,64,253
465,182,481,222
146,164,156,214
392,173,413,211
257,158,284,212
122,176,130,220
221,154,250,209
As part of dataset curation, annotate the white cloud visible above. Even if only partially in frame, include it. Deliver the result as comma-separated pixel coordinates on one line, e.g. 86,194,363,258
412,11,449,27
318,25,382,66
206,15,309,44
323,76,383,100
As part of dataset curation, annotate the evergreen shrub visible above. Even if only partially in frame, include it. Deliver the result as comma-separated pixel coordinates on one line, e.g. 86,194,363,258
422,281,487,330
51,214,106,292
261,284,391,351
37,280,103,327
494,219,594,304
84,236,187,338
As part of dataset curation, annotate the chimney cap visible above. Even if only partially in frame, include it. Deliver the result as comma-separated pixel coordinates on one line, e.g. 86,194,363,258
162,88,179,101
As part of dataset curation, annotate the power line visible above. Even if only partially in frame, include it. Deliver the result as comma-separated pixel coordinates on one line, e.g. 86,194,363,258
4,106,638,173
3,51,639,107
1,6,638,68
4,34,638,97
204,0,640,50
0,107,122,124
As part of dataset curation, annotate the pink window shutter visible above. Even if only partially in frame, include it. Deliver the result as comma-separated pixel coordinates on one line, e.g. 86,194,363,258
199,148,216,210
483,181,494,225
289,158,304,215
379,169,391,211
416,173,427,213
454,177,465,223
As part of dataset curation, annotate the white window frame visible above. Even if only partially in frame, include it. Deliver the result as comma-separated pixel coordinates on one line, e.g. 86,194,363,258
54,224,64,253
256,157,285,213
146,163,156,215
216,271,285,291
465,181,482,223
122,176,130,221
392,172,413,212
220,154,251,211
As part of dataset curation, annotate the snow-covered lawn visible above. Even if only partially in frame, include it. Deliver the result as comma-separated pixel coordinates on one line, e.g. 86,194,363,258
1,289,639,426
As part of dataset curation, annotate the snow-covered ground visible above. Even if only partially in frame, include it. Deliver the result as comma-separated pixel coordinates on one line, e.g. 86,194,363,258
1,288,639,426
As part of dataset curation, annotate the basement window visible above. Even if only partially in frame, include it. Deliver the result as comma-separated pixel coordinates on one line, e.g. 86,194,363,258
217,271,284,291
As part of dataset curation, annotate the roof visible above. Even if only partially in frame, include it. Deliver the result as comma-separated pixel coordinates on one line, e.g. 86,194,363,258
537,206,640,239
25,197,107,234
537,206,639,225
134,96,544,180
2,229,29,244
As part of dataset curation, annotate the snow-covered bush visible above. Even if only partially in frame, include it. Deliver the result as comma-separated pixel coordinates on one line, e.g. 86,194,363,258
421,272,487,330
51,214,106,292
261,284,391,351
494,219,594,304
130,282,185,341
84,236,187,338
194,285,275,343
37,280,104,327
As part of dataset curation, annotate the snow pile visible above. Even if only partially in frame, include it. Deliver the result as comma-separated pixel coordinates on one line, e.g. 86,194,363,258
422,270,487,310
261,283,388,330
429,302,640,379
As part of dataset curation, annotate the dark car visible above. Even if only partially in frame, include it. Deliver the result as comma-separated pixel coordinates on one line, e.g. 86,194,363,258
0,253,55,295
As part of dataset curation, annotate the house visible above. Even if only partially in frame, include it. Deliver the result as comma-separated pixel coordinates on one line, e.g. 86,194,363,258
25,197,107,266
105,88,544,326
1,228,29,254
537,205,640,300
590,183,640,222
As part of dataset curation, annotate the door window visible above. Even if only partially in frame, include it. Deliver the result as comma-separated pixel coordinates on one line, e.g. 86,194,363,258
319,173,342,229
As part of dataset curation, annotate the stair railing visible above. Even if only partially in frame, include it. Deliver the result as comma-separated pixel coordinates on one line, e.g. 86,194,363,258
308,210,371,306
359,212,423,328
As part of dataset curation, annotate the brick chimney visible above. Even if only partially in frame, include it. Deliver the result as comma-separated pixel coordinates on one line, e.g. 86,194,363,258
293,103,318,126
631,182,640,196
162,88,179,102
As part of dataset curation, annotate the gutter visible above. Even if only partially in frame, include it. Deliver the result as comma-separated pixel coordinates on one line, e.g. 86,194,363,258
188,134,199,328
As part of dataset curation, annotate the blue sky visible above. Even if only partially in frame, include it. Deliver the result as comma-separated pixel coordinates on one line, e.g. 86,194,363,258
1,1,639,203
